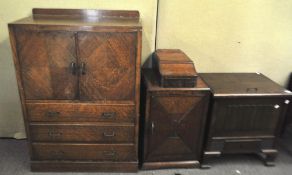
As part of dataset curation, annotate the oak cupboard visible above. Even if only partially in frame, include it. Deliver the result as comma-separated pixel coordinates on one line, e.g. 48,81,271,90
8,8,142,172
140,67,210,169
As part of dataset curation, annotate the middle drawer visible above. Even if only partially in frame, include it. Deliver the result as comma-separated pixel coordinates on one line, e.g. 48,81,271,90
30,123,135,143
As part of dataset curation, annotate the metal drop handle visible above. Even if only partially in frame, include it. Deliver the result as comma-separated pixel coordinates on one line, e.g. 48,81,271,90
103,131,115,137
103,150,117,159
46,111,60,117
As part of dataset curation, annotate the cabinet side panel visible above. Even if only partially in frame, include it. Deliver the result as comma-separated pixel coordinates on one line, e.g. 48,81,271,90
8,25,32,156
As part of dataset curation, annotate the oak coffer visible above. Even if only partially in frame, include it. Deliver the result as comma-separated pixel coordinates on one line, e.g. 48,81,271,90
8,9,142,172
140,69,210,169
200,73,292,167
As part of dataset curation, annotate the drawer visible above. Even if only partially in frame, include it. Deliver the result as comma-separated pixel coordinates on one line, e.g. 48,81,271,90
30,123,135,143
222,139,261,154
26,103,135,123
31,143,136,161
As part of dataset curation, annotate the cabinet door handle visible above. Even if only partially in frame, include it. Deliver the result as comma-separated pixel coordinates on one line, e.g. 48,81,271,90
46,111,60,117
274,104,280,109
80,62,86,75
70,62,77,75
151,122,155,134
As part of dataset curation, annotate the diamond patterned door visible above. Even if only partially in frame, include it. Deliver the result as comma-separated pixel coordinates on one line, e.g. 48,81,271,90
15,29,78,100
145,95,209,162
77,32,137,101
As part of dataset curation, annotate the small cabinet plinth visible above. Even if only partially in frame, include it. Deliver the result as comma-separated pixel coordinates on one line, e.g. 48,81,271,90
200,73,292,167
140,69,210,169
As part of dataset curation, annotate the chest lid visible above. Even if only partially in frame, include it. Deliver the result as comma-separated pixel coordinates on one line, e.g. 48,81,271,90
153,49,198,87
199,73,292,97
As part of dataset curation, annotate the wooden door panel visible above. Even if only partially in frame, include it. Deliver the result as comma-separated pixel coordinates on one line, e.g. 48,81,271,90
77,32,136,101
146,95,208,161
15,29,77,100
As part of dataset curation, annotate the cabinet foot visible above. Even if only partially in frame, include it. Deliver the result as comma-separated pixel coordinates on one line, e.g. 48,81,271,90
201,151,221,169
257,149,277,167
200,164,211,169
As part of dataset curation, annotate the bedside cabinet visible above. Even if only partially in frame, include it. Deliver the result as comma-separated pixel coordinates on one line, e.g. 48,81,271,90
200,73,292,167
140,69,210,169
8,8,142,172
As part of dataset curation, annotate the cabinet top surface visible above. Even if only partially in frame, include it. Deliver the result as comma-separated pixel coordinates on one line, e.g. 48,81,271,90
9,9,141,29
143,69,210,91
200,73,292,97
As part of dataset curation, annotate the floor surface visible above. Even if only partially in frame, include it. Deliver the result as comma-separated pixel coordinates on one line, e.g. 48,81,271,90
1,137,292,175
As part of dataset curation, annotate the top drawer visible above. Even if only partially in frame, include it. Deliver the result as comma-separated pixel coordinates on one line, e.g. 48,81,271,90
26,103,135,123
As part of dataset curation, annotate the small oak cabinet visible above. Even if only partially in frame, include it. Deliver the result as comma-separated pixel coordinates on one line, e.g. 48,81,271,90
200,73,292,167
9,9,142,172
140,69,210,169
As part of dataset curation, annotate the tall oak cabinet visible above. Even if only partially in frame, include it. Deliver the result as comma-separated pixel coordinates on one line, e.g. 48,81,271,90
8,9,142,172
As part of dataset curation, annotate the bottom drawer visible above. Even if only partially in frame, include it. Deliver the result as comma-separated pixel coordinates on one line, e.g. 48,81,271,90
31,143,136,161
223,139,261,154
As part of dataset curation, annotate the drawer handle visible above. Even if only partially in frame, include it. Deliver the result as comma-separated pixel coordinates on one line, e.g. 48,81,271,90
48,129,62,139
103,131,115,137
46,111,60,117
50,150,65,159
103,150,116,158
101,112,116,119
48,131,62,137
246,88,258,93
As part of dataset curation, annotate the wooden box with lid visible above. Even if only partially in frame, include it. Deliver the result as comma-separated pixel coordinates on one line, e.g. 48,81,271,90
8,8,142,172
200,73,292,167
153,49,198,88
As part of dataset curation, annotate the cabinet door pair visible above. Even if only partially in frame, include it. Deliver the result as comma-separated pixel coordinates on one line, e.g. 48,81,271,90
14,29,137,101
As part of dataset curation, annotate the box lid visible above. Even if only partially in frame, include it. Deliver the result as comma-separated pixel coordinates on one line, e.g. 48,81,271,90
154,49,197,78
199,73,292,97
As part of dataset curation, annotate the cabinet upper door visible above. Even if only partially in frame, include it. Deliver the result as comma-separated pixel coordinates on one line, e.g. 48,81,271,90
14,29,78,100
77,32,137,101
145,94,209,161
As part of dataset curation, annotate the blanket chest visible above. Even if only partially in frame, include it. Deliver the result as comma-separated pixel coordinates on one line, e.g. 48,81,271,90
200,73,292,167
